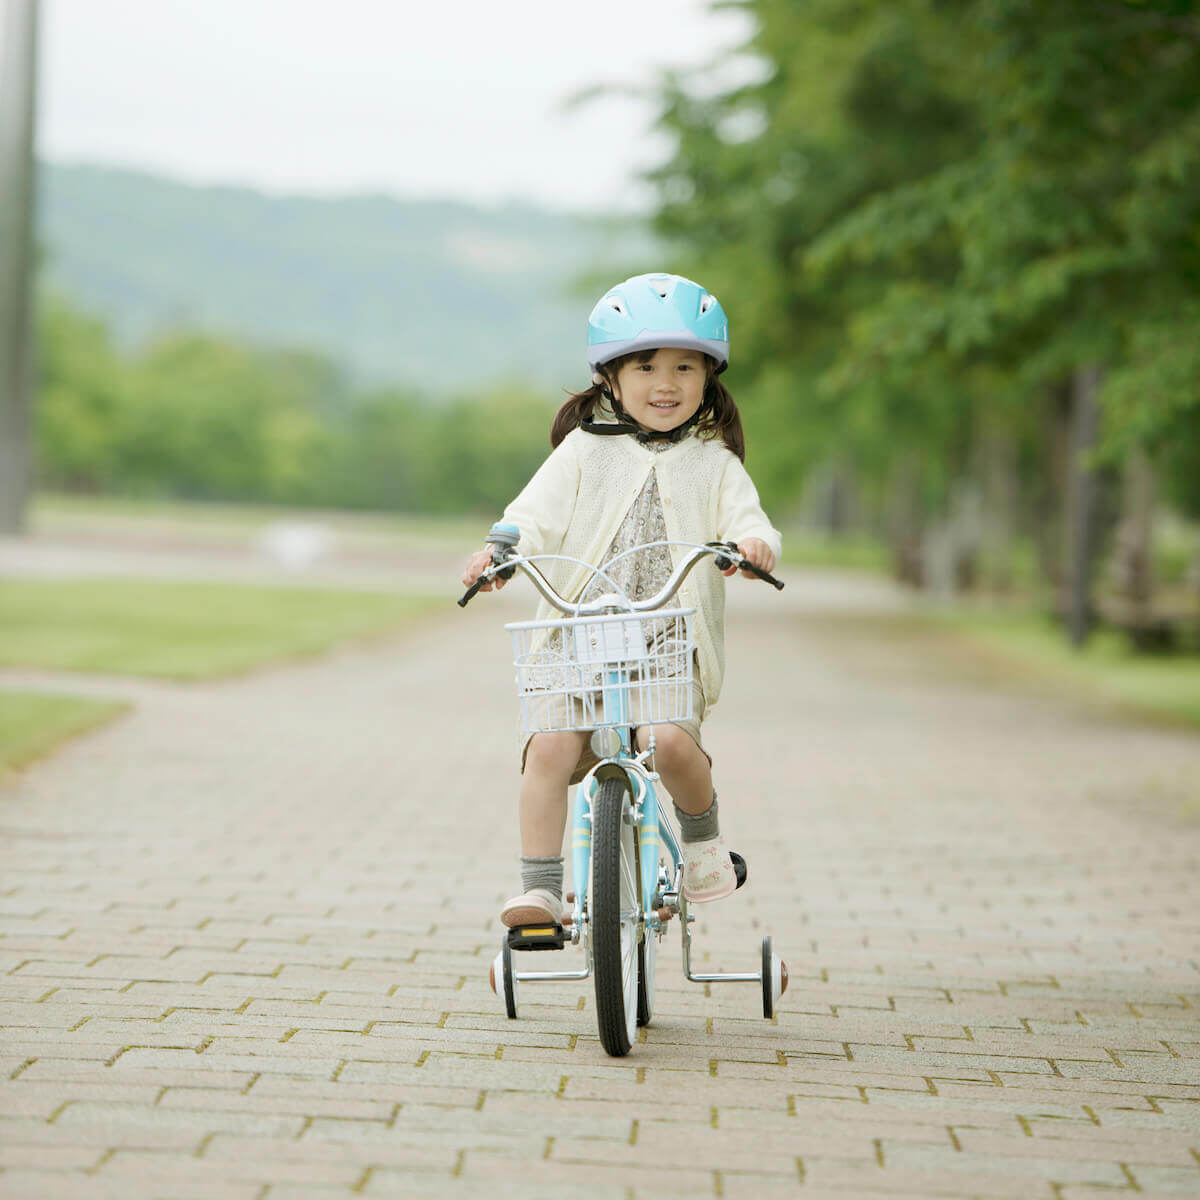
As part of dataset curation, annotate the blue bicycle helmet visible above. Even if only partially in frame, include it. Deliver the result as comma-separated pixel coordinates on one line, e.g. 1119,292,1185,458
587,273,730,373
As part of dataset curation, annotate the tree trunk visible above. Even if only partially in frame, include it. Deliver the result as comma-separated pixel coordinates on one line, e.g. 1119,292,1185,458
813,457,853,537
0,0,39,535
885,453,923,587
979,426,1018,593
1035,382,1071,603
1064,366,1102,648
1118,444,1156,628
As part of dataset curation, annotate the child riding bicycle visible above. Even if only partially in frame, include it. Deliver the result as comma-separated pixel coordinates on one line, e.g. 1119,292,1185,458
460,273,782,929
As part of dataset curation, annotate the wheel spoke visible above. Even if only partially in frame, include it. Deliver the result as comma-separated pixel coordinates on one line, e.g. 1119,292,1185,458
623,835,642,935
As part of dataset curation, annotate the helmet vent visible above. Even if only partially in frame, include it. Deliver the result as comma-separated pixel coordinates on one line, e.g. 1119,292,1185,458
700,294,716,314
606,298,628,316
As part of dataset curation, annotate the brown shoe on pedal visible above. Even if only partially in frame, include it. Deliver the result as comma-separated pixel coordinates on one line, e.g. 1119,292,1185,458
500,887,562,928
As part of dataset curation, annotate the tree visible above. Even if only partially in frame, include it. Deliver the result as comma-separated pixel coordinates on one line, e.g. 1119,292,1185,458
35,294,559,517
648,0,1200,633
36,299,127,492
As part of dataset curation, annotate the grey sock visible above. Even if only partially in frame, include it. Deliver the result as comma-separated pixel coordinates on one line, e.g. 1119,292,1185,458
520,855,564,900
674,794,719,843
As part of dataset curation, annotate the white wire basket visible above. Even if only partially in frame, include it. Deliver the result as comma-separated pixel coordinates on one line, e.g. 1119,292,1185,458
507,608,695,734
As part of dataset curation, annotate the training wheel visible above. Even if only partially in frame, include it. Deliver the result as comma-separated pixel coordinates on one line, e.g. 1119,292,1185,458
490,943,520,1019
760,936,788,1019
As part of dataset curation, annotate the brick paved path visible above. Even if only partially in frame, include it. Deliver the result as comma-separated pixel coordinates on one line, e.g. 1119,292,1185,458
2,570,1199,1199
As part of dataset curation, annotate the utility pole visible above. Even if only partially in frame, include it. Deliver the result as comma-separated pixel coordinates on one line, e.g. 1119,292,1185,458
0,0,39,534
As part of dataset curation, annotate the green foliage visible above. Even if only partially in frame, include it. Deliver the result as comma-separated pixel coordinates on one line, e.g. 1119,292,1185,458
118,336,341,503
36,300,128,491
648,0,1200,526
35,294,560,516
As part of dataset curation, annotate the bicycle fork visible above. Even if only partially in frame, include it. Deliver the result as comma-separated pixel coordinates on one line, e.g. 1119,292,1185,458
533,759,765,987
496,748,788,1014
499,763,645,988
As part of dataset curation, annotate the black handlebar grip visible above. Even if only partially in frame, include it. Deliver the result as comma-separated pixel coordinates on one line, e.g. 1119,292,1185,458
459,547,517,606
718,541,784,589
457,577,487,608
745,562,786,590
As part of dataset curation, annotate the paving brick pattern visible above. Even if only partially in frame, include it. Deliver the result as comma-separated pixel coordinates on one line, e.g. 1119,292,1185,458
2,569,1199,1198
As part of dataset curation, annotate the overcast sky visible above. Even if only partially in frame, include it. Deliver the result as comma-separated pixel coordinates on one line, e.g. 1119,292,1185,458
38,0,757,212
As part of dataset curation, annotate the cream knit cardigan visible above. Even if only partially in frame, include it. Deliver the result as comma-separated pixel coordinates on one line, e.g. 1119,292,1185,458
500,426,782,720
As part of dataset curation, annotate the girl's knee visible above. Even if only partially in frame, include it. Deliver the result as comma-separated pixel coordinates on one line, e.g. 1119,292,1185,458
525,731,584,776
637,724,697,768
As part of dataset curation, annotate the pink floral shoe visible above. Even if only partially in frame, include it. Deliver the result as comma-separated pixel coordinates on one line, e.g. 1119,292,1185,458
682,835,736,903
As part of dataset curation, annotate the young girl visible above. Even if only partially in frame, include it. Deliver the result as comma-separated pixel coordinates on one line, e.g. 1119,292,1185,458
461,272,781,928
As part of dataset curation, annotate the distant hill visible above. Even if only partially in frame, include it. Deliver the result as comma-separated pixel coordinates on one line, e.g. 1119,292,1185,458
36,162,659,394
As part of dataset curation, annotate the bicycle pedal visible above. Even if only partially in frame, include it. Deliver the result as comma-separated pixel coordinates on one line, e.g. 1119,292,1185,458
506,923,567,951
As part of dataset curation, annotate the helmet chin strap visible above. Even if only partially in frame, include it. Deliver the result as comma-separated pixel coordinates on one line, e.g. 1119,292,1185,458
581,388,705,444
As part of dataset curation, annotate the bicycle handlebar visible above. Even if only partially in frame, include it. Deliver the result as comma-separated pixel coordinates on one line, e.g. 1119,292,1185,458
458,538,783,611
710,542,786,591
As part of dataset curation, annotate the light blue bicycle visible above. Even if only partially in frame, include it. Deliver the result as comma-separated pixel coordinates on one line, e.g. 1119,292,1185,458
460,522,789,1057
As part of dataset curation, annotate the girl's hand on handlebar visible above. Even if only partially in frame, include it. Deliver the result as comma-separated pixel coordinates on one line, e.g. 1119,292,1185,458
462,546,507,593
722,538,776,579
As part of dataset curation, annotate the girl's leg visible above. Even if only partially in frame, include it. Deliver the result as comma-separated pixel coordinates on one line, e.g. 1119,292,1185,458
634,724,712,814
519,730,588,856
502,731,588,926
499,724,588,921
635,724,734,902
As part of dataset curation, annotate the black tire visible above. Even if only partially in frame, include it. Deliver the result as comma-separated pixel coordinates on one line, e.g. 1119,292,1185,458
592,775,640,1056
502,941,518,1020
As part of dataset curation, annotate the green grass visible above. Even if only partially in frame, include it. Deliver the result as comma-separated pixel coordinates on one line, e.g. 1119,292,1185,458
0,578,442,680
32,492,486,554
780,530,891,573
33,493,891,569
932,608,1200,727
0,690,129,773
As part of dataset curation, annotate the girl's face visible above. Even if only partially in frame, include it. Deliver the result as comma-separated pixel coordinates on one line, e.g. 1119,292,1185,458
609,348,709,435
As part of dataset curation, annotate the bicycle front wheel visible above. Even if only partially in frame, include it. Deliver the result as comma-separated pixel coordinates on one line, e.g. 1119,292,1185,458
591,775,641,1056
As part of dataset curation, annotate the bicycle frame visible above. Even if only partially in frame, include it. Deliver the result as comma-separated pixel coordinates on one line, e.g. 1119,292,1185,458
513,654,762,992
515,655,677,988
472,528,789,1017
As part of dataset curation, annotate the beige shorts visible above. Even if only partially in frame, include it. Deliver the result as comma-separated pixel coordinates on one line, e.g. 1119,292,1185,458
520,677,708,786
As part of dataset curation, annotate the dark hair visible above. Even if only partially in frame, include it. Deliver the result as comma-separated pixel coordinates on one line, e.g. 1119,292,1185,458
550,349,746,462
